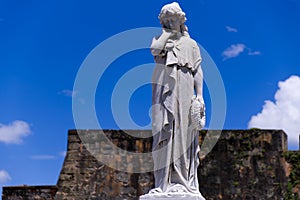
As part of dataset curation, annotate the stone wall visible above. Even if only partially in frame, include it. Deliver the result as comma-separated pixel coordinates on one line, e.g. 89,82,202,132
283,151,300,199
199,130,289,199
2,185,57,200
54,130,154,200
2,129,300,200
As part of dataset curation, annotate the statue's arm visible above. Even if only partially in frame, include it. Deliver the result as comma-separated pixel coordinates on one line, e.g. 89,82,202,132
150,29,172,56
194,66,204,98
193,44,203,99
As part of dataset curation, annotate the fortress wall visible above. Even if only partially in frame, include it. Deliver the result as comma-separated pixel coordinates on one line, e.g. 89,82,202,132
2,185,57,200
2,129,300,200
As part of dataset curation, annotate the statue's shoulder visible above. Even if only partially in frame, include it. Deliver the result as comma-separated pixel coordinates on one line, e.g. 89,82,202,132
181,36,199,48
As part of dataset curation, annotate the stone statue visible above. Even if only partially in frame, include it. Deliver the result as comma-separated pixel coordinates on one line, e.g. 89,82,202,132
140,2,206,200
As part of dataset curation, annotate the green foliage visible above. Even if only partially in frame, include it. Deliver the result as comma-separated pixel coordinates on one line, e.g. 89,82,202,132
233,181,239,186
284,151,300,200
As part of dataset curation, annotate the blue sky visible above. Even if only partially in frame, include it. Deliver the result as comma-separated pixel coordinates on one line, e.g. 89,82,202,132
1,0,300,193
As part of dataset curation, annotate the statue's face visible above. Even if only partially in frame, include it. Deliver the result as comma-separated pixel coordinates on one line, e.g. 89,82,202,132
162,14,181,32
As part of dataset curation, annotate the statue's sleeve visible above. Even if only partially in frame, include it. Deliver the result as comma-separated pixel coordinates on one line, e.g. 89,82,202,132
193,44,202,72
150,36,166,57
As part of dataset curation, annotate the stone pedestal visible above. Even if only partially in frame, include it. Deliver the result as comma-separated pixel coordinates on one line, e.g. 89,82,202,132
139,193,206,200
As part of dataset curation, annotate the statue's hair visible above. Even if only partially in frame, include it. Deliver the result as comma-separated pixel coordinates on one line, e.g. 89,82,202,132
158,2,188,34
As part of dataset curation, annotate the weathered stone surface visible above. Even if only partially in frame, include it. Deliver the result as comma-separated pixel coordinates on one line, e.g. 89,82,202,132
55,130,154,200
2,129,300,200
2,185,57,200
199,129,289,200
283,151,300,199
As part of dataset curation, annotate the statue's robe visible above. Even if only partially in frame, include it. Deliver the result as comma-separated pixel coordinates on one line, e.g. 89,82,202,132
151,32,203,194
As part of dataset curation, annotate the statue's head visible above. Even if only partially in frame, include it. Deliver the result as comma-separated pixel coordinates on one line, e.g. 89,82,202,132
158,2,187,33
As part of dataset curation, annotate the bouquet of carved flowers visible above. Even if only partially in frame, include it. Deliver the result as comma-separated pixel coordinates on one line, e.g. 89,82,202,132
190,95,206,130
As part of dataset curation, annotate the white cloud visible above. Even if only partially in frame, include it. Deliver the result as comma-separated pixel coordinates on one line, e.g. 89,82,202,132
248,75,300,148
248,50,261,56
247,47,261,56
0,170,11,184
222,43,246,60
30,155,56,160
0,121,31,144
222,44,261,60
60,89,77,97
226,25,238,32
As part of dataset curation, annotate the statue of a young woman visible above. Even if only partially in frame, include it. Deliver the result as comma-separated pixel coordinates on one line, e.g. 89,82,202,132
141,2,206,200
